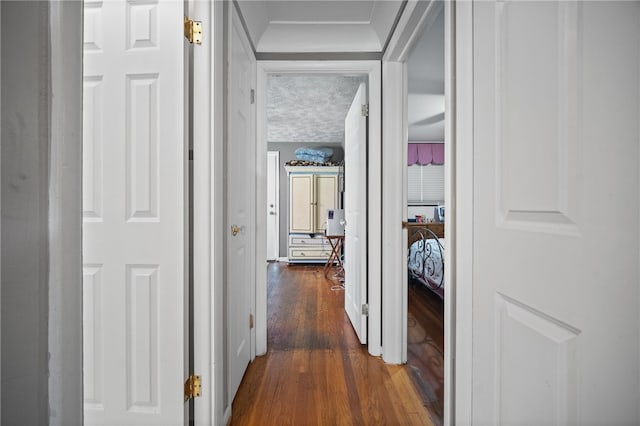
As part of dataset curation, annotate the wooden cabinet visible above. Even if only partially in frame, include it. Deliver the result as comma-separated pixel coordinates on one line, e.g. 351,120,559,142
289,174,315,233
405,222,444,239
286,166,342,262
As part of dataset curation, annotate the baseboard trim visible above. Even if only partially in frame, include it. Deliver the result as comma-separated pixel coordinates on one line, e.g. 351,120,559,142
223,405,232,425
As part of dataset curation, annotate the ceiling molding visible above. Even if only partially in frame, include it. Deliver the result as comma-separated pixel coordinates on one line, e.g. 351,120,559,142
381,0,409,55
256,52,382,61
257,23,382,52
233,0,257,53
235,1,403,54
383,0,443,62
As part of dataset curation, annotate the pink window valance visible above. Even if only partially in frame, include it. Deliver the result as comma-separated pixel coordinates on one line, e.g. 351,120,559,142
408,143,444,165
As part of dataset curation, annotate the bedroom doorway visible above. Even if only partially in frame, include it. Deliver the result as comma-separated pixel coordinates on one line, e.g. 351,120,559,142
404,5,446,423
380,0,454,422
261,73,366,336
255,61,382,358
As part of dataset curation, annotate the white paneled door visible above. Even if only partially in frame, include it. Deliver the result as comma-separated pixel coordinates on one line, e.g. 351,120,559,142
83,0,186,424
344,83,368,344
227,6,256,404
266,151,280,261
471,2,640,424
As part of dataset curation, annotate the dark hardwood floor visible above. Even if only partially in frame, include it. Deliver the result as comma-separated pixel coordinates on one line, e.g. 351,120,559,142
230,263,443,425
407,279,445,425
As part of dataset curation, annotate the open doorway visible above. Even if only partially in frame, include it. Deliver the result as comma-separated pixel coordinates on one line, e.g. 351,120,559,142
380,0,453,422
404,7,446,424
255,61,382,359
261,72,368,340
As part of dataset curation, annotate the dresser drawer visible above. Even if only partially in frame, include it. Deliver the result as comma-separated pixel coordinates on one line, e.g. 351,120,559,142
289,235,328,246
288,247,331,260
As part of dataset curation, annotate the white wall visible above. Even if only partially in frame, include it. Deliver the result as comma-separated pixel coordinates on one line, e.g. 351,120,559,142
0,2,3,420
1,2,83,425
1,2,51,424
408,205,439,222
48,1,83,425
407,8,444,141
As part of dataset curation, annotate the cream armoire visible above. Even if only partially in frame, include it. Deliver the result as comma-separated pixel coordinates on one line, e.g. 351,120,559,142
285,165,342,262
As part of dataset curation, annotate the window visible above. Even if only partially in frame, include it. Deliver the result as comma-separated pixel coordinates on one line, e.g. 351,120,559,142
407,164,444,204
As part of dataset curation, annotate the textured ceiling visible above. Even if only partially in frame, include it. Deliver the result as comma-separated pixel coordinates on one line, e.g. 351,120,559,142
267,75,367,143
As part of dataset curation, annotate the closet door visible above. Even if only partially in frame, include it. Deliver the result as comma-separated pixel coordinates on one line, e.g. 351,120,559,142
314,174,338,233
289,174,314,233
469,2,640,424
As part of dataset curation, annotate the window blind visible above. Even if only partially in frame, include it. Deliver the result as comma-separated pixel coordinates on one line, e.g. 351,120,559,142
407,164,444,204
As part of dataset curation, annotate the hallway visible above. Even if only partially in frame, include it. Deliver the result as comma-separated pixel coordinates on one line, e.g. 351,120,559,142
230,263,435,425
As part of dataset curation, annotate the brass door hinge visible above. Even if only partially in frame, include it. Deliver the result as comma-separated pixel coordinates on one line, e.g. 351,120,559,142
184,375,201,402
184,17,203,45
250,313,254,329
361,104,369,117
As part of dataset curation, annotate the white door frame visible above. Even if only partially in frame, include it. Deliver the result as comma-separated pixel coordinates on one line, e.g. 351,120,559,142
189,0,222,425
381,0,444,362
256,61,382,357
188,0,231,424
453,3,473,424
381,1,465,424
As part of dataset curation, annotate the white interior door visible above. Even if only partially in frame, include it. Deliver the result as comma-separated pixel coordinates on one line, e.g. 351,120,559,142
82,0,186,424
471,2,640,424
344,83,368,344
266,151,279,261
227,6,256,403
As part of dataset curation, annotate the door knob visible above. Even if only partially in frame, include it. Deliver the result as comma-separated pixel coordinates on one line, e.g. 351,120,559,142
269,211,276,215
231,224,243,236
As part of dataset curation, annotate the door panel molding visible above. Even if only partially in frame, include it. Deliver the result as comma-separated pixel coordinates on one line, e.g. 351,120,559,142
494,1,581,236
494,293,579,425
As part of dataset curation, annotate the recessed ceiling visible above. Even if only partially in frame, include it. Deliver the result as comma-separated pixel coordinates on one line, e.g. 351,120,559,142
267,75,367,143
236,0,403,53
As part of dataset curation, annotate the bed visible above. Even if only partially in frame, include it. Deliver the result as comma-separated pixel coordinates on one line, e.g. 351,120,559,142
407,225,445,298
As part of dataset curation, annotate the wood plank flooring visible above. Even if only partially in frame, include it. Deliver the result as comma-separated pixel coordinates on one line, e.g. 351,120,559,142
230,263,444,425
407,280,445,425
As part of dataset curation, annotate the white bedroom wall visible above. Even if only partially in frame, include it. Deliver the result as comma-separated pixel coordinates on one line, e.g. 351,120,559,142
407,8,444,142
408,205,439,222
